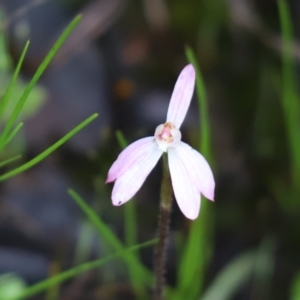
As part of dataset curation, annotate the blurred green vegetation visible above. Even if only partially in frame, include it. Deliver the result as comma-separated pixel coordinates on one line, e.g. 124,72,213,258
1,0,300,299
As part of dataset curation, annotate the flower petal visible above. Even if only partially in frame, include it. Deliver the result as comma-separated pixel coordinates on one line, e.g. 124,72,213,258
166,64,196,129
175,142,215,201
106,136,156,183
112,145,162,206
168,147,200,219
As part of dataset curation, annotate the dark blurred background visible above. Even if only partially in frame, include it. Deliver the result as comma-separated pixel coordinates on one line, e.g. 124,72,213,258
0,0,300,299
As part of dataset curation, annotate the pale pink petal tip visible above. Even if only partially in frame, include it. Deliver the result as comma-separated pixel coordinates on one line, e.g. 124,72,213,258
105,176,113,184
183,206,199,220
202,178,215,202
166,64,196,129
185,63,195,73
206,189,215,202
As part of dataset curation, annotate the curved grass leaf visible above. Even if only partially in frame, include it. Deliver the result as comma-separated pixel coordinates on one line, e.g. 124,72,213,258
201,251,256,300
290,272,300,300
0,15,82,152
277,0,300,188
10,239,156,300
67,189,153,286
185,46,211,157
3,122,23,147
175,47,214,300
0,40,30,122
0,155,22,168
0,113,98,181
115,130,142,297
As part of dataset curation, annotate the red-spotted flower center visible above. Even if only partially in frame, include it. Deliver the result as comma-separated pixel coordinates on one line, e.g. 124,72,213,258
154,122,181,152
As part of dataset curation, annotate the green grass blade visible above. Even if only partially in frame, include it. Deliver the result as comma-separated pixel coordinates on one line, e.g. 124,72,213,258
73,221,95,265
250,237,274,299
277,0,300,188
11,239,156,300
3,122,24,148
115,130,138,248
175,47,214,299
186,46,211,158
290,272,300,300
115,130,143,297
201,251,256,300
124,200,137,247
115,130,128,149
0,155,22,168
124,199,144,297
0,113,97,182
176,209,213,299
0,40,30,122
67,189,154,286
0,15,82,151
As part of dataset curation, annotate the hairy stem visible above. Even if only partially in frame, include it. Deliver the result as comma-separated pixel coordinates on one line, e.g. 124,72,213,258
153,154,173,300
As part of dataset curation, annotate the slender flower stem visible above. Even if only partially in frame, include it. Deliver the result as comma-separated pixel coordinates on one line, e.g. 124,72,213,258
154,154,173,300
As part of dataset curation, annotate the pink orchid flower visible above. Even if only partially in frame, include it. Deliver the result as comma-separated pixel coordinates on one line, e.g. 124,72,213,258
106,64,215,219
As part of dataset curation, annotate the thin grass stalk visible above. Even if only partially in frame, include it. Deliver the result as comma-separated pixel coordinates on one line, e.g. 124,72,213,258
176,47,214,299
0,113,98,182
12,239,157,300
0,15,82,152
